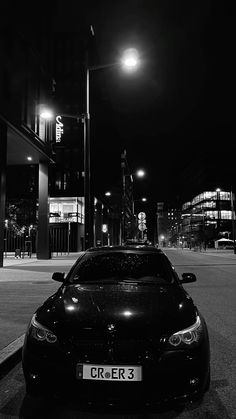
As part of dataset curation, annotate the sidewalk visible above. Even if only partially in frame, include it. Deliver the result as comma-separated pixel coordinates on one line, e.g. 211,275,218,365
169,246,236,255
0,253,81,375
2,252,81,266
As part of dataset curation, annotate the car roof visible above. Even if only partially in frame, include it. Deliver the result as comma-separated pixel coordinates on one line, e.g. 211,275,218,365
85,245,163,253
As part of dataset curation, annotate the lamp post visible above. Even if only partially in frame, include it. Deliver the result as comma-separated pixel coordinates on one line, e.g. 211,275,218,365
41,46,140,250
84,62,93,249
121,164,146,244
201,209,206,250
85,46,140,248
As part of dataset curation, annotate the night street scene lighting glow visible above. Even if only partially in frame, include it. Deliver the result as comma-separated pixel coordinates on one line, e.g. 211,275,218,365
121,48,140,72
136,169,145,178
0,2,235,413
40,109,54,120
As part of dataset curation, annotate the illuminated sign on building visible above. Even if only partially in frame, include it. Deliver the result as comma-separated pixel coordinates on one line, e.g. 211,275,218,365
56,115,64,143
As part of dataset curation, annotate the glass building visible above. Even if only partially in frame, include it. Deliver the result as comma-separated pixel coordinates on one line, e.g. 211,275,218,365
180,190,235,248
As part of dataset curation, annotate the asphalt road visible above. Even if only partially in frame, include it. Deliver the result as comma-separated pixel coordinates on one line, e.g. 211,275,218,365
0,249,235,418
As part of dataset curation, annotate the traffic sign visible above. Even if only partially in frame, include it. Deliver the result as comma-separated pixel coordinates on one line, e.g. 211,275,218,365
138,212,146,221
138,224,146,231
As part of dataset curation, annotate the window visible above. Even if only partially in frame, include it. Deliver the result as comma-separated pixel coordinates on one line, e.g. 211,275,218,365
205,211,218,219
182,202,191,210
68,252,175,284
203,192,216,200
63,205,73,218
219,192,230,201
221,211,232,220
204,201,216,208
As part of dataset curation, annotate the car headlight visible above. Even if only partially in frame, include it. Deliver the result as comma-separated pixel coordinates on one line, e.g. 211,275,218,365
167,315,203,349
29,314,57,344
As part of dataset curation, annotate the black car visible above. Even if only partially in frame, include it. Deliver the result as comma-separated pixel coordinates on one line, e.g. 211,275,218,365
22,245,210,407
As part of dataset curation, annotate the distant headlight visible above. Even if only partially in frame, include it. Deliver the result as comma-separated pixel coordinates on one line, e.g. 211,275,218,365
167,315,203,349
29,314,57,344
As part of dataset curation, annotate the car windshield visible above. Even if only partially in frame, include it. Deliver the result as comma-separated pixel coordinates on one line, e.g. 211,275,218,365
67,252,175,285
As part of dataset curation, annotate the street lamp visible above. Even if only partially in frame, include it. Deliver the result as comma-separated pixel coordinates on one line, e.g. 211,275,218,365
133,197,147,213
136,169,145,178
120,48,140,72
41,43,140,250
40,109,54,120
84,44,140,249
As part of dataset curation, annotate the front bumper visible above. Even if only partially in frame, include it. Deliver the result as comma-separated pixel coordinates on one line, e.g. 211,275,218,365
22,338,210,405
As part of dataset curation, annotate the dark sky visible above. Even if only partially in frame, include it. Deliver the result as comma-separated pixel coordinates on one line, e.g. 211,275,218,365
5,0,235,207
74,0,235,205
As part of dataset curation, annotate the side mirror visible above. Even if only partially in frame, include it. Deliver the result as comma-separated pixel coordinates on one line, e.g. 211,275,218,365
181,272,197,284
52,272,65,282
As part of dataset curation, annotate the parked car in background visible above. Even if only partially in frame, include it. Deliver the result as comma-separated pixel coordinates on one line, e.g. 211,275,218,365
22,245,210,407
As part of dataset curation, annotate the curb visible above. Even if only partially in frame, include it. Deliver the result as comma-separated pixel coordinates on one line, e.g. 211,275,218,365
0,334,25,378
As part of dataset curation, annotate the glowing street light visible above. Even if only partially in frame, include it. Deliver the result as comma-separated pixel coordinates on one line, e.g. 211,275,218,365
121,48,140,72
40,39,141,250
121,157,146,243
83,44,141,249
133,197,147,214
40,109,54,120
136,169,145,178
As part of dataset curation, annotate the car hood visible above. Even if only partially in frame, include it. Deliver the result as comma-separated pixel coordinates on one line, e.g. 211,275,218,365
36,283,196,340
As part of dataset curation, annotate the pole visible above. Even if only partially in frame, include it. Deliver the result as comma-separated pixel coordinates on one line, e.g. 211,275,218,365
202,209,206,249
156,204,159,246
84,66,94,249
132,200,137,240
121,151,126,245
230,189,236,254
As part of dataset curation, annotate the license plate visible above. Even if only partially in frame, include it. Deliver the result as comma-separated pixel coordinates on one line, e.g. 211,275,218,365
76,364,142,381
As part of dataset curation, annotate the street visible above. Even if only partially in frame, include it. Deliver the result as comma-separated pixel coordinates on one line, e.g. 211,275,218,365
0,249,236,418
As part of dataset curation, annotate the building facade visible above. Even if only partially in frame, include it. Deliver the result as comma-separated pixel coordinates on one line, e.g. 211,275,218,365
180,190,235,248
49,196,120,252
0,27,55,266
156,202,181,247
